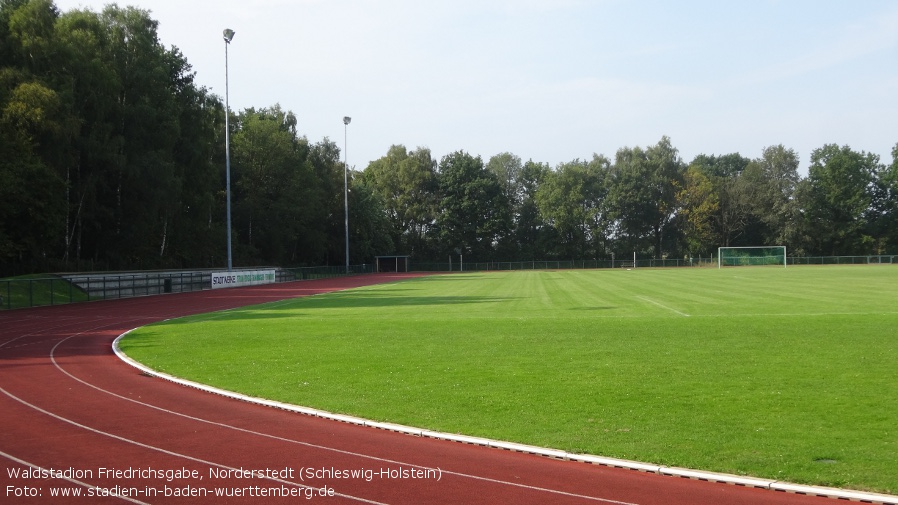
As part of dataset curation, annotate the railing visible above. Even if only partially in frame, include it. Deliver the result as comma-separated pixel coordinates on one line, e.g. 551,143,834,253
64,271,209,300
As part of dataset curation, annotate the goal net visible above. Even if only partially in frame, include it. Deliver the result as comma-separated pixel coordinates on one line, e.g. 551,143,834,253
718,246,787,268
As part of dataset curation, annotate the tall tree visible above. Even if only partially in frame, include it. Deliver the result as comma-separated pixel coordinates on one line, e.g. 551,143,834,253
742,145,802,250
0,0,67,271
307,137,345,265
675,165,718,256
514,160,550,259
54,7,120,266
436,151,510,260
486,152,523,204
362,145,438,259
608,136,683,257
690,153,754,247
867,142,898,253
232,107,292,257
486,152,524,258
347,180,394,263
803,144,880,255
0,79,66,267
536,156,609,259
536,160,590,259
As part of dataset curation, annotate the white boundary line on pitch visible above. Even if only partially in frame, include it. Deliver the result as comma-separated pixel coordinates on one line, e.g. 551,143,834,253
112,333,898,505
635,296,690,317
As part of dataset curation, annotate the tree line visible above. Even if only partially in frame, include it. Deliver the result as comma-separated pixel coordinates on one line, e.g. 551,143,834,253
0,0,362,274
364,140,898,264
2,0,896,275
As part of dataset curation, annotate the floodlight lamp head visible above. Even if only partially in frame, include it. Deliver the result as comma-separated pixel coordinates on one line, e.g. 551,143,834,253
343,116,351,125
223,29,235,43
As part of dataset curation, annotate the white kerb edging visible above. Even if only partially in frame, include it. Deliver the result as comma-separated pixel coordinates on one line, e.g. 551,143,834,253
113,330,898,505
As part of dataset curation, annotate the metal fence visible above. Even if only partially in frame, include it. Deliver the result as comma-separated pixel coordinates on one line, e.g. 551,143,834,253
413,257,716,271
0,265,375,310
413,255,896,272
787,255,895,265
282,264,374,280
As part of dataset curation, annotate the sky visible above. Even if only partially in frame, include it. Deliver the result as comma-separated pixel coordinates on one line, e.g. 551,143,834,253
53,0,898,174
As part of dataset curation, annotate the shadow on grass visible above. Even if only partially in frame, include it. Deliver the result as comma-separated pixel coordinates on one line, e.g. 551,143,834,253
315,291,514,309
158,291,517,322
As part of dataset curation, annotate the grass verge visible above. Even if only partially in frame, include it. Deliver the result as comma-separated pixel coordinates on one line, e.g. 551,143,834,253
0,274,88,309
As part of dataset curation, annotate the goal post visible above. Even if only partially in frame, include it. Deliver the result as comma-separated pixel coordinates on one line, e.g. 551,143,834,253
718,246,787,268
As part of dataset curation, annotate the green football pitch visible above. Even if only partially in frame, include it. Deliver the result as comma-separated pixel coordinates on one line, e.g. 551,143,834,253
120,266,898,494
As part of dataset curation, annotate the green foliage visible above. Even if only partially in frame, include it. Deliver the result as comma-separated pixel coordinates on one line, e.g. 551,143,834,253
0,1,388,274
868,143,898,252
361,145,439,259
690,152,754,247
436,151,511,259
803,144,881,255
607,136,684,257
535,156,609,258
675,165,718,255
746,145,802,247
0,1,216,272
231,106,311,262
513,160,551,258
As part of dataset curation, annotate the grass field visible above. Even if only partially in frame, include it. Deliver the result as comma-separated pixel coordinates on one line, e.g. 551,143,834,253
120,266,898,494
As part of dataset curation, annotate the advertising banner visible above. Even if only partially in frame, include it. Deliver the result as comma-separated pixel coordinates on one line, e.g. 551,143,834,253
210,269,276,289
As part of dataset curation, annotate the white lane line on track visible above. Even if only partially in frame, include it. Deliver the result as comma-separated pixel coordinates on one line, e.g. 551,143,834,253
1,320,389,505
48,331,639,505
0,450,150,505
635,296,690,317
0,384,390,505
0,318,136,349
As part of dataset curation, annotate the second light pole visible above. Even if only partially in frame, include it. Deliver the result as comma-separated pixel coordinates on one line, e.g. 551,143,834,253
343,116,351,273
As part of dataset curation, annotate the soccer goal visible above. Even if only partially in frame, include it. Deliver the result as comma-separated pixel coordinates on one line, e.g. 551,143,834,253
718,246,787,268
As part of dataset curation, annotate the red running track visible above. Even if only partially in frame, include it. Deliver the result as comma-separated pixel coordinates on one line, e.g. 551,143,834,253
0,274,873,504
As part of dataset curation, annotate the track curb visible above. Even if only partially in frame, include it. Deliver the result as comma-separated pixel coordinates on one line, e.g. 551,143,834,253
113,331,898,505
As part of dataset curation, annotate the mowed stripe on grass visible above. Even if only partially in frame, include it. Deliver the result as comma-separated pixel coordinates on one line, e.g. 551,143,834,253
120,266,898,495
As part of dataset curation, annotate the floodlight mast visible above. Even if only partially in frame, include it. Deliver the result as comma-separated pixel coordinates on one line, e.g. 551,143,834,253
223,29,235,272
343,116,351,273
